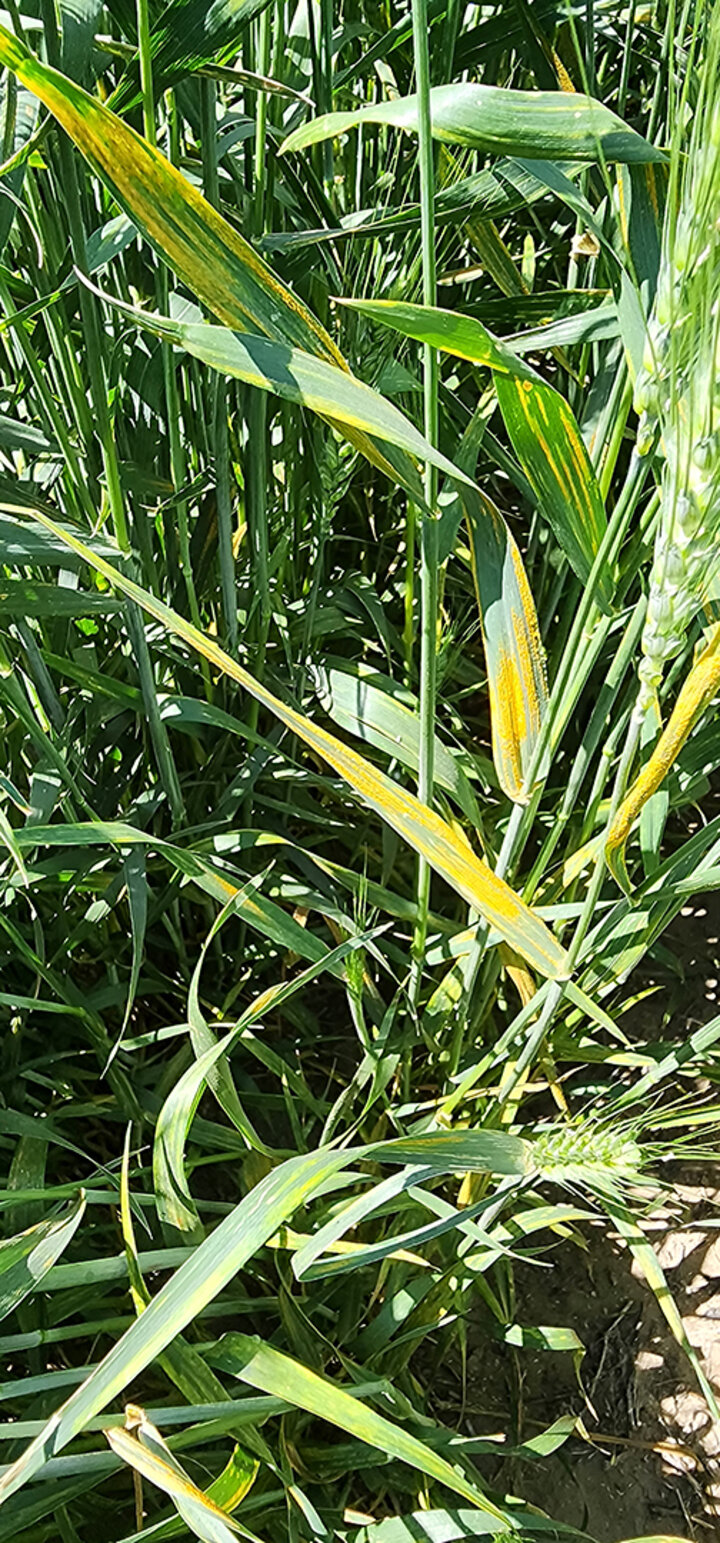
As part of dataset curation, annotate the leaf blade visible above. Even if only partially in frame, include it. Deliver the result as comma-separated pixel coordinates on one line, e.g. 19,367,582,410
209,1335,508,1522
0,1195,85,1323
464,488,548,802
79,282,472,491
344,299,612,608
281,84,665,164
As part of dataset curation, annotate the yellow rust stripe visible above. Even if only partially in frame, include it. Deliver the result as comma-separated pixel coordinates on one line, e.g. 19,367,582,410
607,627,720,853
24,506,569,981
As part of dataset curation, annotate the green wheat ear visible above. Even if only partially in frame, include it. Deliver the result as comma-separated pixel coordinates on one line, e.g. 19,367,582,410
531,1116,646,1197
634,6,720,707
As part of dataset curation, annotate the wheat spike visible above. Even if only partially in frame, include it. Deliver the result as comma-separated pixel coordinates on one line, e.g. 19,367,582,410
634,9,720,706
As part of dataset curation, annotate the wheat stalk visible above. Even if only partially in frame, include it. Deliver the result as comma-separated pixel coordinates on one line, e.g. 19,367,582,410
634,7,720,706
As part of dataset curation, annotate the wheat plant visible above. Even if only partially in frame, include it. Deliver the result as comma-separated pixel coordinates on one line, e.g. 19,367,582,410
0,0,718,1540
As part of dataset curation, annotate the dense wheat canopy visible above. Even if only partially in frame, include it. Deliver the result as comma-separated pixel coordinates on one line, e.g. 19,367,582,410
0,0,719,1538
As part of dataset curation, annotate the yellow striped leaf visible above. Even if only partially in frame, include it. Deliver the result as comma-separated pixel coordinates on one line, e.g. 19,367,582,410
343,299,613,610
616,160,668,304
0,28,553,791
340,304,550,801
464,487,548,802
0,27,331,357
606,627,720,891
495,373,611,609
209,1447,260,1517
0,25,554,810
338,298,539,378
0,23,416,498
106,1415,247,1543
18,506,568,979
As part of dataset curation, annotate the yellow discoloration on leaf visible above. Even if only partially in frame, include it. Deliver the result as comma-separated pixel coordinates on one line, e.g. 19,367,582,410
511,606,545,736
518,404,553,465
607,626,720,876
21,507,569,979
645,161,661,222
487,618,544,805
563,417,591,486
553,52,576,93
510,541,546,687
211,1447,259,1513
218,1334,510,1520
106,1421,244,1532
499,943,536,1006
495,369,610,607
0,29,339,362
531,402,591,525
0,29,563,962
488,647,530,803
0,25,417,498
533,392,550,427
465,500,547,805
616,167,629,247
